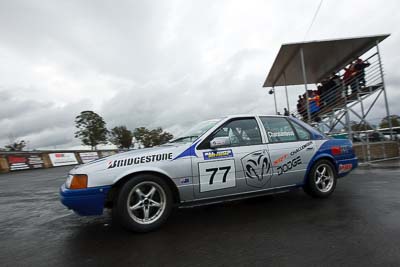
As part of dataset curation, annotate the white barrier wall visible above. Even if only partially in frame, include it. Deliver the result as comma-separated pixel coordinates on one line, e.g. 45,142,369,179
79,152,99,164
48,153,79,166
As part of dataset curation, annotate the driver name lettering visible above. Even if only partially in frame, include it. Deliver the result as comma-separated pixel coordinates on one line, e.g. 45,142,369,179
268,131,295,138
108,153,173,169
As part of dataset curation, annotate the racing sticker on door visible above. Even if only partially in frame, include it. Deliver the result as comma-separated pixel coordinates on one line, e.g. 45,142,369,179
198,159,236,192
241,150,272,188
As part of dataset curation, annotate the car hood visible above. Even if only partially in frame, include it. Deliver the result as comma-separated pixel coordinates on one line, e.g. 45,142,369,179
70,143,192,174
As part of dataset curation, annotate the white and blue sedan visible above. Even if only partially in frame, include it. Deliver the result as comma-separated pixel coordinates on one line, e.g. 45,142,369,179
60,115,358,232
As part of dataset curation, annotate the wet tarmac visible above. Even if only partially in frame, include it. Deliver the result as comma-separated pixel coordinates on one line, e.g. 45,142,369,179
1,166,400,267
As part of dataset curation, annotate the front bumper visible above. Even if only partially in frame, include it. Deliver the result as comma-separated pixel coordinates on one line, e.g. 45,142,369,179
60,184,111,216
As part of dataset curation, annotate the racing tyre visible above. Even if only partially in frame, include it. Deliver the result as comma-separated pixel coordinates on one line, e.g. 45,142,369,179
303,159,337,198
114,174,173,232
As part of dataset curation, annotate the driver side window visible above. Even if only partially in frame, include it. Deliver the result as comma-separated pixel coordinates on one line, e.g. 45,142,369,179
199,118,262,149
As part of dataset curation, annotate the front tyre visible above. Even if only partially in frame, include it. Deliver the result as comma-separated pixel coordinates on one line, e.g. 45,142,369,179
114,175,173,232
303,159,337,198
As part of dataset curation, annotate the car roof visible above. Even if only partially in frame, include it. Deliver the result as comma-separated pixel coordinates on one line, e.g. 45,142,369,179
225,114,287,119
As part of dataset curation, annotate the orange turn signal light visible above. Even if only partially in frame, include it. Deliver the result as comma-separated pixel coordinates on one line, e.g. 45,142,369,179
70,174,88,189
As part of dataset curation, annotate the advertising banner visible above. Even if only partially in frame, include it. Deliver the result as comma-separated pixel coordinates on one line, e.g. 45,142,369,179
7,154,44,171
79,152,99,164
49,153,78,166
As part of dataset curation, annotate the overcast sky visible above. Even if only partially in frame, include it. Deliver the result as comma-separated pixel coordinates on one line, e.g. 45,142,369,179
1,0,400,149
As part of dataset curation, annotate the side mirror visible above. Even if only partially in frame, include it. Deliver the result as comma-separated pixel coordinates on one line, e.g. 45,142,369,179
210,136,231,149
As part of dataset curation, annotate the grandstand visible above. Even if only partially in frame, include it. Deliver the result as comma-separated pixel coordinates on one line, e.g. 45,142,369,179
263,34,398,161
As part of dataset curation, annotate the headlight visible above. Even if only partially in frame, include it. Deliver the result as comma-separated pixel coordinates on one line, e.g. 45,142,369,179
65,174,88,189
65,175,73,188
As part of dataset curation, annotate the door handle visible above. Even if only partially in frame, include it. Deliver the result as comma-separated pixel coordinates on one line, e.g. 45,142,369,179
252,152,262,155
306,147,314,150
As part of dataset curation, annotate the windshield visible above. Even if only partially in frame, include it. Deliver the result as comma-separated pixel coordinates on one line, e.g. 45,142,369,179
170,118,222,143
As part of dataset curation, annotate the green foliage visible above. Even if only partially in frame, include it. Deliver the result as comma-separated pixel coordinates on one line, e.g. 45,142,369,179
75,111,108,150
133,127,173,148
379,115,400,128
350,121,373,132
109,126,133,149
4,140,26,151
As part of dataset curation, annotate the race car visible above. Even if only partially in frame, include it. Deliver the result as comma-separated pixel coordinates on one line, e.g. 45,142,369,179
60,115,358,232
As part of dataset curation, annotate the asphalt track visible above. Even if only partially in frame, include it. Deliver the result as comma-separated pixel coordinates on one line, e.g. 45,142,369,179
0,166,400,267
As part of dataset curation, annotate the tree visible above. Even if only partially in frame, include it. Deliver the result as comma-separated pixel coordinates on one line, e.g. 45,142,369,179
75,111,108,150
109,126,133,149
132,127,149,147
133,127,173,148
379,115,400,128
4,140,26,151
350,121,373,132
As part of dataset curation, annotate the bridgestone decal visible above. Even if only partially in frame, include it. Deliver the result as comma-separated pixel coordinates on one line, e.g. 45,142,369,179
107,153,173,169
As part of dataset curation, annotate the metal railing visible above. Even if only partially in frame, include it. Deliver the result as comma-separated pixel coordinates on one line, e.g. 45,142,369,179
286,51,400,163
292,52,384,129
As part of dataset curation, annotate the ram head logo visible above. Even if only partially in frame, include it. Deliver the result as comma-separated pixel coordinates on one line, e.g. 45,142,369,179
241,150,272,188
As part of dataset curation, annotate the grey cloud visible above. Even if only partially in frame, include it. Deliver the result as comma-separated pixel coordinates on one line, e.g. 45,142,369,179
1,0,400,149
0,89,92,148
102,49,273,133
0,90,43,120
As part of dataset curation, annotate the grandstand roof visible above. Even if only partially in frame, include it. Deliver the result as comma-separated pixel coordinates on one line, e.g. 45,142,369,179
263,34,390,87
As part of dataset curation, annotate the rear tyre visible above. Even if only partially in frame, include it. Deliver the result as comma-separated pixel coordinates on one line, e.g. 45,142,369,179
113,174,173,232
303,159,337,198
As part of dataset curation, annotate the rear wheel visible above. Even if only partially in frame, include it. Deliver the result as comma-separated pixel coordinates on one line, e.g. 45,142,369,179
303,159,337,198
113,174,173,232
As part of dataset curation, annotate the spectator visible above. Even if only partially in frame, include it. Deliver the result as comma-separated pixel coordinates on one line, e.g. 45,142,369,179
284,108,289,116
298,94,308,120
343,63,357,93
353,58,370,87
308,91,320,115
297,95,303,116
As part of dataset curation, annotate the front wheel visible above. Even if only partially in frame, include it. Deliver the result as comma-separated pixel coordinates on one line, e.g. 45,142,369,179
113,175,173,232
303,159,337,198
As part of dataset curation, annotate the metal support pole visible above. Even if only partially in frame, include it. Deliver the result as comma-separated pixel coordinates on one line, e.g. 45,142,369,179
342,79,352,140
300,47,311,123
358,93,370,161
376,41,393,140
283,72,290,113
273,86,278,115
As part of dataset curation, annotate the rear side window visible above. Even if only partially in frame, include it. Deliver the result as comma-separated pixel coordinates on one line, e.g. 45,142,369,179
290,121,311,141
260,117,297,143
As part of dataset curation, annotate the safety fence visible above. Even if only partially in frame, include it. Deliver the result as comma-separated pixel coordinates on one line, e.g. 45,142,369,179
1,141,398,173
0,150,120,173
352,141,399,162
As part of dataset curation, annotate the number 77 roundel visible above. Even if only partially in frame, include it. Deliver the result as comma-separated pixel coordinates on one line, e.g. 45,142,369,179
198,159,236,192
